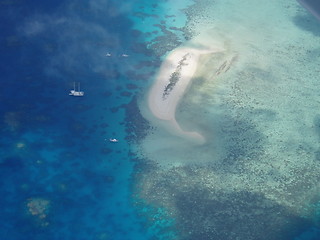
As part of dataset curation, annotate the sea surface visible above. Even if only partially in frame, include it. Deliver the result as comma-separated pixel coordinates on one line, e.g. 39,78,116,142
0,0,320,240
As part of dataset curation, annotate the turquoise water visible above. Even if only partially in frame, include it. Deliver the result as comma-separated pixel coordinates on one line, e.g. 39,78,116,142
134,0,320,239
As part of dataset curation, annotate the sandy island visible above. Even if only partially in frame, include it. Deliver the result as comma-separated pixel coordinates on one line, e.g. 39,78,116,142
148,44,224,144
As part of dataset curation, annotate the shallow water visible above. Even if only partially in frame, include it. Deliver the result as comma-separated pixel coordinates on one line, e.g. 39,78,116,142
134,0,320,239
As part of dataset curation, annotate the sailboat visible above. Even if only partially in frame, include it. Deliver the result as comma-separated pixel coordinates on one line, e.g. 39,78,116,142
69,82,84,96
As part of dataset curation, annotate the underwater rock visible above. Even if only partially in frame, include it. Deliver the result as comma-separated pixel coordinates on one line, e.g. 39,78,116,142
126,83,138,90
26,197,50,227
122,97,151,144
102,90,112,97
110,107,119,113
100,147,113,155
16,142,26,149
120,91,132,97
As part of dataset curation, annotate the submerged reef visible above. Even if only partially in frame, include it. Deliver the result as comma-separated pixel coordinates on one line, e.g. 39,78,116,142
122,97,151,144
134,163,313,240
132,0,320,239
26,197,50,227
146,23,184,56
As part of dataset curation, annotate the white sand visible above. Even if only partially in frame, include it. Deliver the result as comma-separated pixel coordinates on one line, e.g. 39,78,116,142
148,44,224,143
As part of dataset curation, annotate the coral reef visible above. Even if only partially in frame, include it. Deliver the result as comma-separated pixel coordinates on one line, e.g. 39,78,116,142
26,197,50,227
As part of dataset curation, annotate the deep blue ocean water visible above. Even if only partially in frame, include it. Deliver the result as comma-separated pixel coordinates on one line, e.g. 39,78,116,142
0,1,170,239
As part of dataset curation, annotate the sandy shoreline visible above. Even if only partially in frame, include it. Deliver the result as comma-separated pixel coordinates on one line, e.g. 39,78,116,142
148,44,224,143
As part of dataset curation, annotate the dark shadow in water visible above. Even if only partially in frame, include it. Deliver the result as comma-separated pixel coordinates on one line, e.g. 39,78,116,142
0,156,24,170
173,187,312,240
196,105,271,172
292,13,320,37
294,226,320,239
218,112,266,169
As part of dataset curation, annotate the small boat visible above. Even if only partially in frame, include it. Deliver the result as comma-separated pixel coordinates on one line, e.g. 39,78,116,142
121,54,129,57
109,138,119,143
105,52,112,57
69,82,84,96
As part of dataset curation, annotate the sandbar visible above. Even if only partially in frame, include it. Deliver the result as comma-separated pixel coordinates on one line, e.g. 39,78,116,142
148,44,224,143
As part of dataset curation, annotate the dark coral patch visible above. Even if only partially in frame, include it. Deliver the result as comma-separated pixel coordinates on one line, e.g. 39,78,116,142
0,156,24,170
104,175,115,183
126,84,138,90
100,147,113,155
121,91,132,97
100,123,109,128
110,107,119,113
102,91,112,97
121,97,150,144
